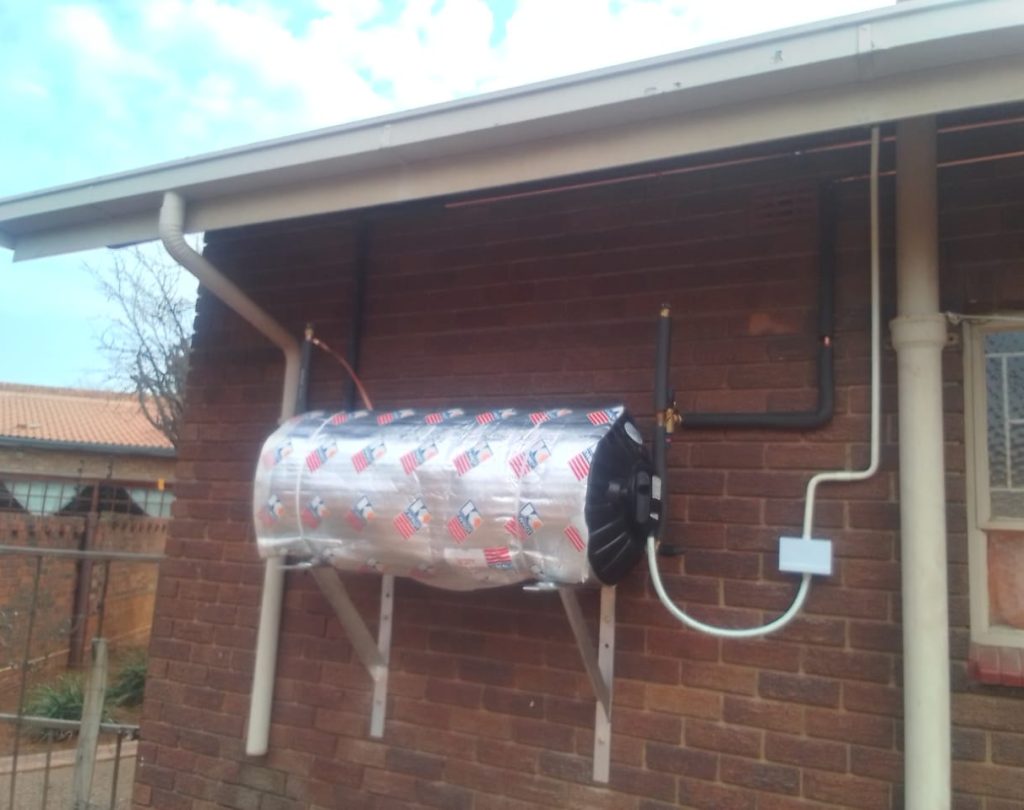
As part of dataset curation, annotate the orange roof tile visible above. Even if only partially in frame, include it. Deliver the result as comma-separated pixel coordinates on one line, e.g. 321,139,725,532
0,383,173,452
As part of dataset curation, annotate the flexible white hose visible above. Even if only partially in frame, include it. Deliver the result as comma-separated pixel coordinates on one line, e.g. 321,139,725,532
647,127,882,638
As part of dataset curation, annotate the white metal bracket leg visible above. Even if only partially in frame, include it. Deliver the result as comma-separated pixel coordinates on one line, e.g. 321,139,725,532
309,568,395,738
558,585,616,783
370,575,394,738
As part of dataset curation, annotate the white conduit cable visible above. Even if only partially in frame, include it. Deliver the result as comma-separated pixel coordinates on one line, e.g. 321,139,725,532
647,127,883,638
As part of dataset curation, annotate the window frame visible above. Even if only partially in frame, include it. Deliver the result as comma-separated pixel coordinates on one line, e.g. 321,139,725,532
964,320,1024,647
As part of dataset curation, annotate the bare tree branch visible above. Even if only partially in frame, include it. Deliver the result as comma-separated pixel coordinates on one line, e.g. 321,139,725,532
88,245,196,447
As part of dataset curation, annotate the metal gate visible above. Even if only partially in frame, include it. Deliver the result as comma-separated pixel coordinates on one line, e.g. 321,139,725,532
0,546,162,810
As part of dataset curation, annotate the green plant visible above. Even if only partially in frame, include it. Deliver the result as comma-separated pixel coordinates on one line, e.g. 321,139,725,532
22,674,87,741
106,649,147,708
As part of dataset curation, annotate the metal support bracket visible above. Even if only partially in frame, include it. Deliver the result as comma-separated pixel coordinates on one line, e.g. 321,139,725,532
558,585,616,783
309,568,394,737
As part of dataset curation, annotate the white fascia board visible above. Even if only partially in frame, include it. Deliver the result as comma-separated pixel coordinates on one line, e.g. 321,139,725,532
3,0,1024,260
15,49,1024,262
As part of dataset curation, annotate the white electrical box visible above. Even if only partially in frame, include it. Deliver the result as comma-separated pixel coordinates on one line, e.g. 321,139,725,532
778,536,833,576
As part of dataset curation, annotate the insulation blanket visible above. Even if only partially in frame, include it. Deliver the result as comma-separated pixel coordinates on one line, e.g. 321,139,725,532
253,406,629,590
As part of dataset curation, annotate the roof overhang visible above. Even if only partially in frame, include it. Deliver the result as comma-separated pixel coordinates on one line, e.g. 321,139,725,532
0,435,176,458
3,0,1024,261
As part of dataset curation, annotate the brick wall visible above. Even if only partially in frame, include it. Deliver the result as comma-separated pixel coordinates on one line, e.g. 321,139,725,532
135,129,1024,808
0,446,176,481
0,514,167,699
0,515,81,694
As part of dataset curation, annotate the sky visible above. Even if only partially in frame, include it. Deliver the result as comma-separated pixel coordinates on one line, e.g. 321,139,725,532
0,0,893,389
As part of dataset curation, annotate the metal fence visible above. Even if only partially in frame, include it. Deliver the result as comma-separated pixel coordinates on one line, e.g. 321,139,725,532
0,546,162,810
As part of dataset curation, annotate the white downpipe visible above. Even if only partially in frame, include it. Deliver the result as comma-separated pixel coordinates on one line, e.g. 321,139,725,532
891,117,951,809
647,127,883,638
159,191,301,757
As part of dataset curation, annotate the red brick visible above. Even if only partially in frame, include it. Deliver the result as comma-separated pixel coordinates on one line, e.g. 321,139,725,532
511,716,576,752
721,755,799,795
722,638,801,672
848,620,902,653
691,443,765,469
613,706,681,743
759,672,840,708
362,768,418,801
677,777,756,810
805,585,889,620
850,744,902,781
383,747,445,780
446,759,567,806
646,627,720,661
646,684,722,720
765,732,847,772
803,648,892,683
953,695,1024,733
645,740,717,779
536,751,591,784
991,732,1024,766
805,708,894,747
725,580,802,612
773,616,846,647
687,719,762,758
842,682,902,717
723,695,803,733
608,763,676,802
803,771,892,809
680,660,757,695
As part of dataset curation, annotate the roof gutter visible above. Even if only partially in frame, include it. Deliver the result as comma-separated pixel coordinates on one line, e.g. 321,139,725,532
158,191,299,758
0,436,176,458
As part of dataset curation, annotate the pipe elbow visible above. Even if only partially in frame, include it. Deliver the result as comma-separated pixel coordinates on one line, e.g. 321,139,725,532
158,191,189,256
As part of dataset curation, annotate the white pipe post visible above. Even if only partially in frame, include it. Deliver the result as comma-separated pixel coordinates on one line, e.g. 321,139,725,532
891,116,951,809
159,192,301,757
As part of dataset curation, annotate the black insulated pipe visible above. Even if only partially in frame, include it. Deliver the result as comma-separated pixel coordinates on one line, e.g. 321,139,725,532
296,325,314,414
680,182,836,430
345,222,370,411
652,304,672,539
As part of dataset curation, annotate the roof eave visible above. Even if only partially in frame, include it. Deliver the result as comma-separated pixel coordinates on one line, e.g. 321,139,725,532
0,435,176,458
2,0,1024,260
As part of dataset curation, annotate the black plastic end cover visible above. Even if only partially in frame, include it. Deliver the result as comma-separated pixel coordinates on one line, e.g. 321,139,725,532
585,413,659,585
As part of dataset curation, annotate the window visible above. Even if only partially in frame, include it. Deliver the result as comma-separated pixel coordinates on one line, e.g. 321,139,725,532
0,479,174,518
127,487,175,518
0,479,81,515
965,323,1024,665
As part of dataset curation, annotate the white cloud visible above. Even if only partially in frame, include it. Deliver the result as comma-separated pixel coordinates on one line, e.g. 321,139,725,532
39,0,895,161
50,5,120,63
2,0,898,388
6,76,50,100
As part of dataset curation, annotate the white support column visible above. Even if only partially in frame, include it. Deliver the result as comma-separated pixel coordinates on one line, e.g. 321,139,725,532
892,115,951,810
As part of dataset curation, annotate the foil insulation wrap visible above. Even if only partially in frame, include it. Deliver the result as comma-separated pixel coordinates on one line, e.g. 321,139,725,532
253,406,637,590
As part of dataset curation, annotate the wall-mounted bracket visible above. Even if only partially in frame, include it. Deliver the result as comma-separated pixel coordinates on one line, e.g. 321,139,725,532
558,585,616,783
309,568,394,738
310,567,614,768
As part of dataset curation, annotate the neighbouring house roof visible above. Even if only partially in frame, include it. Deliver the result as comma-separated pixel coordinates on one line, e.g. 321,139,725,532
0,383,175,456
1,0,1023,262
